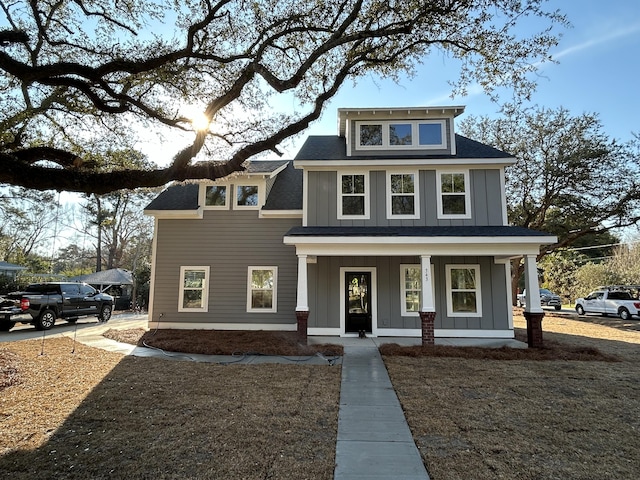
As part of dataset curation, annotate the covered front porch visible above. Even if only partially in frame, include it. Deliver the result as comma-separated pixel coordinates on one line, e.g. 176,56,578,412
284,226,557,347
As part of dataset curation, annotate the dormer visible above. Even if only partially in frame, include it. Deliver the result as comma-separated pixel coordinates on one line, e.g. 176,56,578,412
338,106,465,157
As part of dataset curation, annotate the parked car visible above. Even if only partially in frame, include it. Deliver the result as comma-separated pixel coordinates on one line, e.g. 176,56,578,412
0,282,113,331
516,288,562,310
575,287,640,320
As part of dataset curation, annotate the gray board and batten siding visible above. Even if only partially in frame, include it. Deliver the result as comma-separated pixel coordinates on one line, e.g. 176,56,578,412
152,210,300,326
306,168,504,227
307,255,509,332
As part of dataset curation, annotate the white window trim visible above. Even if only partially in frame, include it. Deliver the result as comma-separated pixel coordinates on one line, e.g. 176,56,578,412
247,266,278,313
355,120,446,150
400,264,435,317
436,170,472,219
233,181,263,210
201,184,230,210
337,171,370,220
178,266,210,313
386,170,420,219
445,264,482,317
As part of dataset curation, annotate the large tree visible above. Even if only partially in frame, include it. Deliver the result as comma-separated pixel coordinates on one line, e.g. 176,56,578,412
459,106,640,299
0,0,566,194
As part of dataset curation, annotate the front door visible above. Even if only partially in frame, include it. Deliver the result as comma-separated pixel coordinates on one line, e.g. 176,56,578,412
345,272,372,333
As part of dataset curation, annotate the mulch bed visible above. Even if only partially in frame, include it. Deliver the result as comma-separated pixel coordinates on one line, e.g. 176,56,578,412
104,328,344,357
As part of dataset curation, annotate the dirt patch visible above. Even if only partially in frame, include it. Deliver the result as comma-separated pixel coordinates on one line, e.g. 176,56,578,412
384,311,640,480
104,328,344,356
0,337,341,479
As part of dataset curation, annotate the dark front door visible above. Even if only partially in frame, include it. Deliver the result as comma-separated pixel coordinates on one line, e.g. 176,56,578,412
345,272,372,333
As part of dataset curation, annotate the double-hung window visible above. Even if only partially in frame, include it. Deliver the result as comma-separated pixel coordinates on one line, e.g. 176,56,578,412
388,171,419,219
338,172,369,219
446,265,481,317
178,266,210,312
437,171,471,218
400,264,436,316
247,267,277,313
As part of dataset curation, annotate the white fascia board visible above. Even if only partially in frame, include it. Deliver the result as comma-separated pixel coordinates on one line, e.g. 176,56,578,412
143,208,203,219
294,158,517,169
284,235,557,257
259,209,303,219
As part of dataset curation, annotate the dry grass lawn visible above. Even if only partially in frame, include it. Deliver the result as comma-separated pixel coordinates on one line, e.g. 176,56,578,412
384,310,640,480
2,310,640,479
0,337,340,479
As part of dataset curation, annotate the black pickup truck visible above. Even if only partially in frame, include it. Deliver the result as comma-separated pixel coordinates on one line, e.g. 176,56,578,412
0,282,114,331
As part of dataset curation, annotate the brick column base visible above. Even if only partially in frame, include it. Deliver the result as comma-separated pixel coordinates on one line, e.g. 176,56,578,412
523,311,545,348
419,311,436,346
296,310,309,343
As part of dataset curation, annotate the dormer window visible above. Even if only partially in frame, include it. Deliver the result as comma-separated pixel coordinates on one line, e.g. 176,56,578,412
234,184,260,209
355,120,446,150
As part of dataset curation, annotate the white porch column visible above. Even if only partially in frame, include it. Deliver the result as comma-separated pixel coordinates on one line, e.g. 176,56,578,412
523,254,543,313
296,254,309,312
420,255,435,312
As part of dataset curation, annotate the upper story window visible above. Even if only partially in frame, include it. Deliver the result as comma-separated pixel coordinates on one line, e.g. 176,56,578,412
234,184,260,209
338,172,369,219
204,185,228,209
387,171,419,219
437,171,471,219
356,120,446,150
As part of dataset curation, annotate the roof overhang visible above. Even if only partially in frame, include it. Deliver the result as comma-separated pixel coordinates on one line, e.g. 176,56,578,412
293,158,516,169
144,208,203,219
283,226,556,259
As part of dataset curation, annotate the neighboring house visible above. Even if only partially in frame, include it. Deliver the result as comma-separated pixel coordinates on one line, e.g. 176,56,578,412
0,261,27,280
71,268,134,310
144,106,556,345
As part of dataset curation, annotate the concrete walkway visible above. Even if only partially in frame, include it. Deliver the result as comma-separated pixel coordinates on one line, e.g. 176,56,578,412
334,341,430,480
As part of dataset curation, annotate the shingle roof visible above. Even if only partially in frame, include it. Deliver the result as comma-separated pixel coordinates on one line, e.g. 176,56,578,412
145,183,200,211
285,225,551,238
145,160,292,210
294,134,512,161
145,133,512,212
263,162,303,210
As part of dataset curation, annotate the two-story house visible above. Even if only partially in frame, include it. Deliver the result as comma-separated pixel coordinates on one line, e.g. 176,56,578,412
144,106,556,346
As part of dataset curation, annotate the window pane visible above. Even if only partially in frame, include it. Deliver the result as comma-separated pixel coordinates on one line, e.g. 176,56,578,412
183,290,203,309
205,186,226,206
392,196,414,215
418,123,443,145
389,124,412,145
251,290,273,309
441,173,453,193
342,175,365,194
452,173,465,192
451,292,477,313
405,293,420,312
251,270,274,289
342,196,365,215
391,174,414,194
442,195,466,215
405,267,421,289
360,125,382,145
450,268,476,290
184,270,205,288
237,185,258,206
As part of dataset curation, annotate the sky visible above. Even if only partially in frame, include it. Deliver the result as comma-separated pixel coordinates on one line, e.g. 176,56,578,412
276,0,640,155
